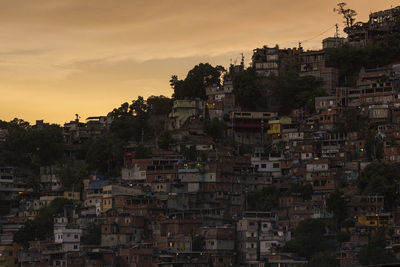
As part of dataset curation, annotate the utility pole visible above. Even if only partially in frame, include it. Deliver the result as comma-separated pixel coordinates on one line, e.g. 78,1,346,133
335,23,339,48
335,24,339,38
261,118,264,147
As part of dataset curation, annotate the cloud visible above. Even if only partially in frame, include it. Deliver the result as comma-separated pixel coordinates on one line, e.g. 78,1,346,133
0,0,394,123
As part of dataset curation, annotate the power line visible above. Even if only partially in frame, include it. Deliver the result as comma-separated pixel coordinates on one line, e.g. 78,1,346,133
300,25,337,43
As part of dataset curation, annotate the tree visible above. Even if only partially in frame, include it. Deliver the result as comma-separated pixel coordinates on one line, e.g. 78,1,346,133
268,72,324,115
357,163,394,198
308,251,339,267
157,130,173,150
334,2,357,28
192,235,205,251
336,231,350,243
286,183,313,200
358,228,397,265
110,97,151,143
14,198,73,247
326,189,348,226
147,95,173,136
357,162,400,209
203,118,227,140
134,144,151,159
284,219,332,259
28,124,65,165
232,67,263,110
2,119,32,166
130,96,148,119
247,186,281,211
337,108,368,133
58,160,89,192
171,63,225,100
81,223,101,246
326,32,400,86
147,95,173,116
86,135,124,177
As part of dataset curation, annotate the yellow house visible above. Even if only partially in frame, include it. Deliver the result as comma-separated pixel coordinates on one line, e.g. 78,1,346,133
267,117,292,135
63,191,80,201
101,185,142,212
267,120,281,135
358,213,391,227
101,196,113,212
39,191,80,206
0,243,19,267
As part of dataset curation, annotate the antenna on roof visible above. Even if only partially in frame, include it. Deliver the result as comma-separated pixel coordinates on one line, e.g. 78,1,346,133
335,24,339,38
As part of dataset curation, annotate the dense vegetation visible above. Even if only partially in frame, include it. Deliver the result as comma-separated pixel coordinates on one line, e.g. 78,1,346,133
284,219,333,260
170,63,225,100
232,68,326,114
14,198,73,247
326,32,400,86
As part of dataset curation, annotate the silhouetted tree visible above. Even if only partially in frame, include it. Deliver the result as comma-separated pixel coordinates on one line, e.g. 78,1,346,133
171,63,225,100
326,189,348,226
232,67,262,110
359,228,397,265
308,251,339,267
334,2,357,28
284,219,332,260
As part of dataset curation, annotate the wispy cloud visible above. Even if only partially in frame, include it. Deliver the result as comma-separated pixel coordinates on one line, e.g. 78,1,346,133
0,0,394,123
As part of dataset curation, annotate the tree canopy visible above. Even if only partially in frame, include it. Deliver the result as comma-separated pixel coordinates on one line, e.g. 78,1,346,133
14,198,73,247
358,228,397,265
284,219,332,260
247,186,281,211
203,118,227,141
268,71,325,115
171,63,225,100
308,251,339,267
326,189,348,226
326,32,400,86
334,2,357,28
232,67,263,110
81,222,101,246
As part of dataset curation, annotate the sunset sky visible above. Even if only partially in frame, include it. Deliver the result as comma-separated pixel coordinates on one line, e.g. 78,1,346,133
0,0,396,124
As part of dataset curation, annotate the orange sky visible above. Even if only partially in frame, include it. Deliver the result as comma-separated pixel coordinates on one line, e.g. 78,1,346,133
0,0,396,124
